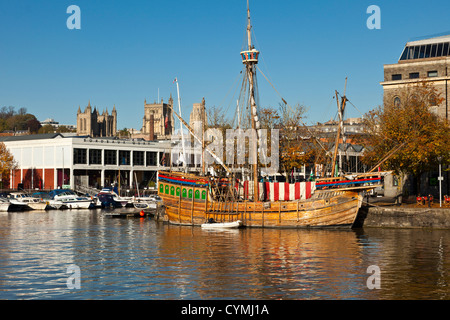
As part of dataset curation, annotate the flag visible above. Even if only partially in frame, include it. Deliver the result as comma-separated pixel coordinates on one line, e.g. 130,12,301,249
165,113,169,129
173,78,177,84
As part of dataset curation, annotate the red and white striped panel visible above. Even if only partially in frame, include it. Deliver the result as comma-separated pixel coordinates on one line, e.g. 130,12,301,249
265,182,315,201
235,181,315,201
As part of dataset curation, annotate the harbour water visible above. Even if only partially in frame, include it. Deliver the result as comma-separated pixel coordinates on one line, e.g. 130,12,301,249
0,209,449,300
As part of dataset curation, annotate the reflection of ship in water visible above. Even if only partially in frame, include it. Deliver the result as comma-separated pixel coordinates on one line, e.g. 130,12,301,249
157,225,375,299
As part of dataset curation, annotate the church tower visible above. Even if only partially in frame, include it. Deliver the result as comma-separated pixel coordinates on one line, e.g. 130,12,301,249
76,101,117,137
142,97,174,140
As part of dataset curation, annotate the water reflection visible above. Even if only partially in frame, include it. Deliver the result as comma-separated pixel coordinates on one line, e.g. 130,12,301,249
0,210,448,299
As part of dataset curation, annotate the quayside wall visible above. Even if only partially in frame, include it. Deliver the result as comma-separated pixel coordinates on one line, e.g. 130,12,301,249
357,206,450,229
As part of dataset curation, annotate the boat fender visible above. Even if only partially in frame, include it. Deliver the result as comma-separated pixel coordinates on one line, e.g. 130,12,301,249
140,210,145,217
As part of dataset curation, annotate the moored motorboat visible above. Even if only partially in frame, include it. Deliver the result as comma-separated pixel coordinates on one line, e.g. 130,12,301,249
50,189,93,209
97,188,132,207
132,199,157,211
32,191,67,210
8,192,49,210
95,192,122,208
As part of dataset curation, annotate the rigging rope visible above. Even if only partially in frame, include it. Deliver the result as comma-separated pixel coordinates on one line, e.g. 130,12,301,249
256,65,330,156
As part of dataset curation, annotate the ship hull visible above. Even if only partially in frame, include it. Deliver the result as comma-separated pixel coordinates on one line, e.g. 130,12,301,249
158,175,363,228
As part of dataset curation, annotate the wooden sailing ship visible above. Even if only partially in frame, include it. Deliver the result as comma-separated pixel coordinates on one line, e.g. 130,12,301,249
157,1,382,228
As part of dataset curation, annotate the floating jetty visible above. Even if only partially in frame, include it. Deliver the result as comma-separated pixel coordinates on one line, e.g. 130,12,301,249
103,206,165,219
104,210,154,218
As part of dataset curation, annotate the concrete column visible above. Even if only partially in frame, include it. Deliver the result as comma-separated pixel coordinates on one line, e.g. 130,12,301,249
70,169,74,189
101,169,105,189
130,170,134,189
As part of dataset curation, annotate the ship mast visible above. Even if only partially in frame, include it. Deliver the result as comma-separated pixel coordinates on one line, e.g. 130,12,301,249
241,0,260,201
331,78,348,177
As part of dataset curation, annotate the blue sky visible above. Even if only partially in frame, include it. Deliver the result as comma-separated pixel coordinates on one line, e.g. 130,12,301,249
1,0,450,130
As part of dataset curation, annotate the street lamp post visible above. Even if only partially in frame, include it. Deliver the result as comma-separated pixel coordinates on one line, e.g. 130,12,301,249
438,156,443,207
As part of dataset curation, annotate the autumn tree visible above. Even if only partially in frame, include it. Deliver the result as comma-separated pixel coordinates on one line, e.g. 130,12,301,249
277,103,313,179
0,142,17,188
117,128,130,138
360,82,450,195
0,106,41,133
206,105,230,129
258,103,314,180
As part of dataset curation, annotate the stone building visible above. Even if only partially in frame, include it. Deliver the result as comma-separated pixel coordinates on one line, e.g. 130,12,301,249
380,35,450,120
77,101,117,137
189,97,207,130
140,96,175,140
380,34,450,198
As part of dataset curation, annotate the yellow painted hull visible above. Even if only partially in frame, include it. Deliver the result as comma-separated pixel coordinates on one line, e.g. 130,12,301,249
158,178,363,228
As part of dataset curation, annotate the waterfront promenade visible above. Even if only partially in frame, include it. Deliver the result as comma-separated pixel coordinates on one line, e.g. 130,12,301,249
358,196,450,229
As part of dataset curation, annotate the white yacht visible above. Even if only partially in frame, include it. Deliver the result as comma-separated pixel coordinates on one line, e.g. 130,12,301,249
8,192,49,210
52,190,93,209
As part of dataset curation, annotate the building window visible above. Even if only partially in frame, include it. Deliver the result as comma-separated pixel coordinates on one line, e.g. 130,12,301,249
428,94,439,106
409,72,420,79
393,175,399,186
418,45,426,59
400,42,450,60
431,44,437,57
400,48,408,60
133,151,144,166
425,44,432,58
410,94,420,103
73,148,87,165
104,150,117,165
119,150,130,166
89,149,102,165
146,152,157,166
444,43,450,56
394,97,401,107
392,74,402,81
428,70,438,77
437,43,444,57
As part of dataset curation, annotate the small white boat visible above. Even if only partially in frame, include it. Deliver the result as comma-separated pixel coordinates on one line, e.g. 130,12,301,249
8,192,49,210
132,194,161,211
132,200,157,211
201,220,243,229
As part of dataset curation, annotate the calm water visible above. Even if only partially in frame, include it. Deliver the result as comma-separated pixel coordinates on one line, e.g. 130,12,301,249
0,209,448,300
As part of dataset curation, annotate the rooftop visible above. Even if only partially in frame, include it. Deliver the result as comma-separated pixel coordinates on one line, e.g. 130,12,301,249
399,34,450,61
0,133,171,147
0,133,63,142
